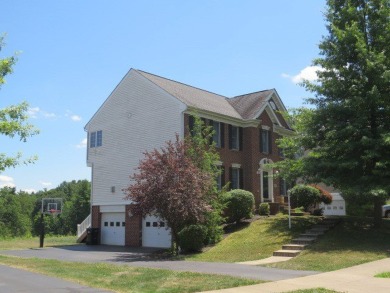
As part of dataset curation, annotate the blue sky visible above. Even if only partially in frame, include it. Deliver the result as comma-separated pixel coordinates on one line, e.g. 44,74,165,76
1,0,327,192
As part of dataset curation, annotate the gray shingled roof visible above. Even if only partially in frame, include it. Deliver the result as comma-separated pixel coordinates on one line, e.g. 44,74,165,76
136,69,275,121
228,90,274,120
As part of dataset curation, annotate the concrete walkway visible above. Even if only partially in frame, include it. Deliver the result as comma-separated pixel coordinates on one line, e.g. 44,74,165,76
202,257,390,293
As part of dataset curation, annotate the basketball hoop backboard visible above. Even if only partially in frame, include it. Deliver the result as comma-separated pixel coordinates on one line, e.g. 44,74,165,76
42,198,63,216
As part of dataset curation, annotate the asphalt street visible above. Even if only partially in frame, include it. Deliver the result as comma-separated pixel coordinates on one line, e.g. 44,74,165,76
0,244,318,281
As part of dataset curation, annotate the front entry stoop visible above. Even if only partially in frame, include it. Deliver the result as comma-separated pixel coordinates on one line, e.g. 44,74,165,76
271,217,341,259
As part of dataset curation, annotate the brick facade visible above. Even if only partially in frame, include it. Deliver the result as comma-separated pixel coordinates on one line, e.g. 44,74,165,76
184,113,284,208
125,205,142,247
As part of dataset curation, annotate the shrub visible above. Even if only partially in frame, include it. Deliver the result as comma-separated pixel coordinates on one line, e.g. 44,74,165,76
258,203,270,216
290,185,321,212
310,185,333,205
178,225,207,252
222,189,255,223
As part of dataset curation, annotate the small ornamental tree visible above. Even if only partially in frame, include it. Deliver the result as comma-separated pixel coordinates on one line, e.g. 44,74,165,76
124,135,215,253
290,185,321,212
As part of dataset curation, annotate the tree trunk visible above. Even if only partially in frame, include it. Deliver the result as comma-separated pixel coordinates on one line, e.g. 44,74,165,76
373,197,383,228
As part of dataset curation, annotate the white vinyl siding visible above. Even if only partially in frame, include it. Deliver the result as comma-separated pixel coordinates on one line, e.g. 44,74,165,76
86,70,186,206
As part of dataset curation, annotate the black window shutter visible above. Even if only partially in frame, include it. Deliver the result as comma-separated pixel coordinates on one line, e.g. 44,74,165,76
188,115,195,136
228,124,233,149
221,166,225,187
239,127,243,151
259,129,263,152
220,123,225,148
239,168,244,189
229,167,233,190
269,131,272,154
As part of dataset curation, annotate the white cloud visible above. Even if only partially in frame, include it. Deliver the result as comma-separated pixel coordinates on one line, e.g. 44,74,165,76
40,181,52,187
28,107,40,118
76,138,88,149
21,188,36,194
28,107,57,119
0,175,16,188
282,66,323,84
71,115,82,122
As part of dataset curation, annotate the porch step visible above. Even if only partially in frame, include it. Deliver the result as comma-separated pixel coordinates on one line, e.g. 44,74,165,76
282,244,306,250
273,249,302,257
300,232,322,238
76,229,88,243
292,237,317,245
305,229,325,235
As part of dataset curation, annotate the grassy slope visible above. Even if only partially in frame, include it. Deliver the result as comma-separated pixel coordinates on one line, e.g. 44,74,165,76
267,217,390,271
0,255,261,293
186,215,319,263
0,236,77,250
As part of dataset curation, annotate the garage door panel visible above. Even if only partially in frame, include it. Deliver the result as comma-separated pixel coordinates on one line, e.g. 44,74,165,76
142,215,171,248
101,212,125,245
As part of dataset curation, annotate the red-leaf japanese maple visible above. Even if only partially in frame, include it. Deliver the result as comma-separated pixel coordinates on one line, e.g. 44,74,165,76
124,134,215,250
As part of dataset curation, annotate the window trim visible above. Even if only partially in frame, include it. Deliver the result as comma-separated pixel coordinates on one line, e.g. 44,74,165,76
90,130,103,148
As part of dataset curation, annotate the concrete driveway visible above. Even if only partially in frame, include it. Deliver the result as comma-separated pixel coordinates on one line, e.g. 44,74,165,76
0,264,112,293
0,244,318,281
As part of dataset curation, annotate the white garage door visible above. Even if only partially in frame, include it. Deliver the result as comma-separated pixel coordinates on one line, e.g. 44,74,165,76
142,215,171,248
101,212,125,245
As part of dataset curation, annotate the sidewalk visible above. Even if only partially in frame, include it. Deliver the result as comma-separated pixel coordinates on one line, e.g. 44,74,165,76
202,258,390,293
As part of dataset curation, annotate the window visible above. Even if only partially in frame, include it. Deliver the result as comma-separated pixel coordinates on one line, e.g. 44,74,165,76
260,129,271,154
212,121,221,147
229,167,243,189
229,125,242,150
280,178,287,196
90,130,102,148
216,166,225,190
146,222,151,227
160,222,165,227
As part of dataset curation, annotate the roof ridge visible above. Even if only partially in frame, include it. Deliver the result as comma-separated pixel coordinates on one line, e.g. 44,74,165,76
136,69,230,99
231,89,274,99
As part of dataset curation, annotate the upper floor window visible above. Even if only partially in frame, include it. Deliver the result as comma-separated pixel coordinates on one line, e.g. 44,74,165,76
211,121,225,148
260,128,271,154
228,125,243,151
90,130,102,148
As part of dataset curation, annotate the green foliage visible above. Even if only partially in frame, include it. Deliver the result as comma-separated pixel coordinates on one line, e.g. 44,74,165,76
222,189,254,223
290,185,321,212
185,116,224,244
258,203,270,216
0,187,33,237
178,224,208,252
0,35,39,172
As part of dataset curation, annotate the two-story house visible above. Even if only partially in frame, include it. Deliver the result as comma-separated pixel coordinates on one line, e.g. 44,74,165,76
81,69,293,248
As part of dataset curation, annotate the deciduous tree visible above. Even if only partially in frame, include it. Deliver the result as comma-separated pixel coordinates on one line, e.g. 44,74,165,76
291,0,390,225
0,35,39,172
124,135,215,253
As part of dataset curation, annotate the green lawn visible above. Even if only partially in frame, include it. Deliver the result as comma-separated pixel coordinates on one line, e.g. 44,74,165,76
283,289,341,293
267,217,390,272
186,215,320,263
375,272,390,278
0,255,262,293
0,235,77,250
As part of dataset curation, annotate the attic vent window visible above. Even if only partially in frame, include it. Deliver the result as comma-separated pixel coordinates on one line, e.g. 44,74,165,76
270,101,277,110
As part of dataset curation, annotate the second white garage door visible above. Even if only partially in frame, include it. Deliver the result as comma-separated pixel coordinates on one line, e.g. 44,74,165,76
142,214,171,248
101,212,125,246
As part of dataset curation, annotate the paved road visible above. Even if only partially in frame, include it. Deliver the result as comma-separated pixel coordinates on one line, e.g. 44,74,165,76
0,245,318,281
0,264,112,293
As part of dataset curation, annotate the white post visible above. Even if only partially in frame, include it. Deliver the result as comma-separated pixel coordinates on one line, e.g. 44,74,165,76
287,189,291,229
